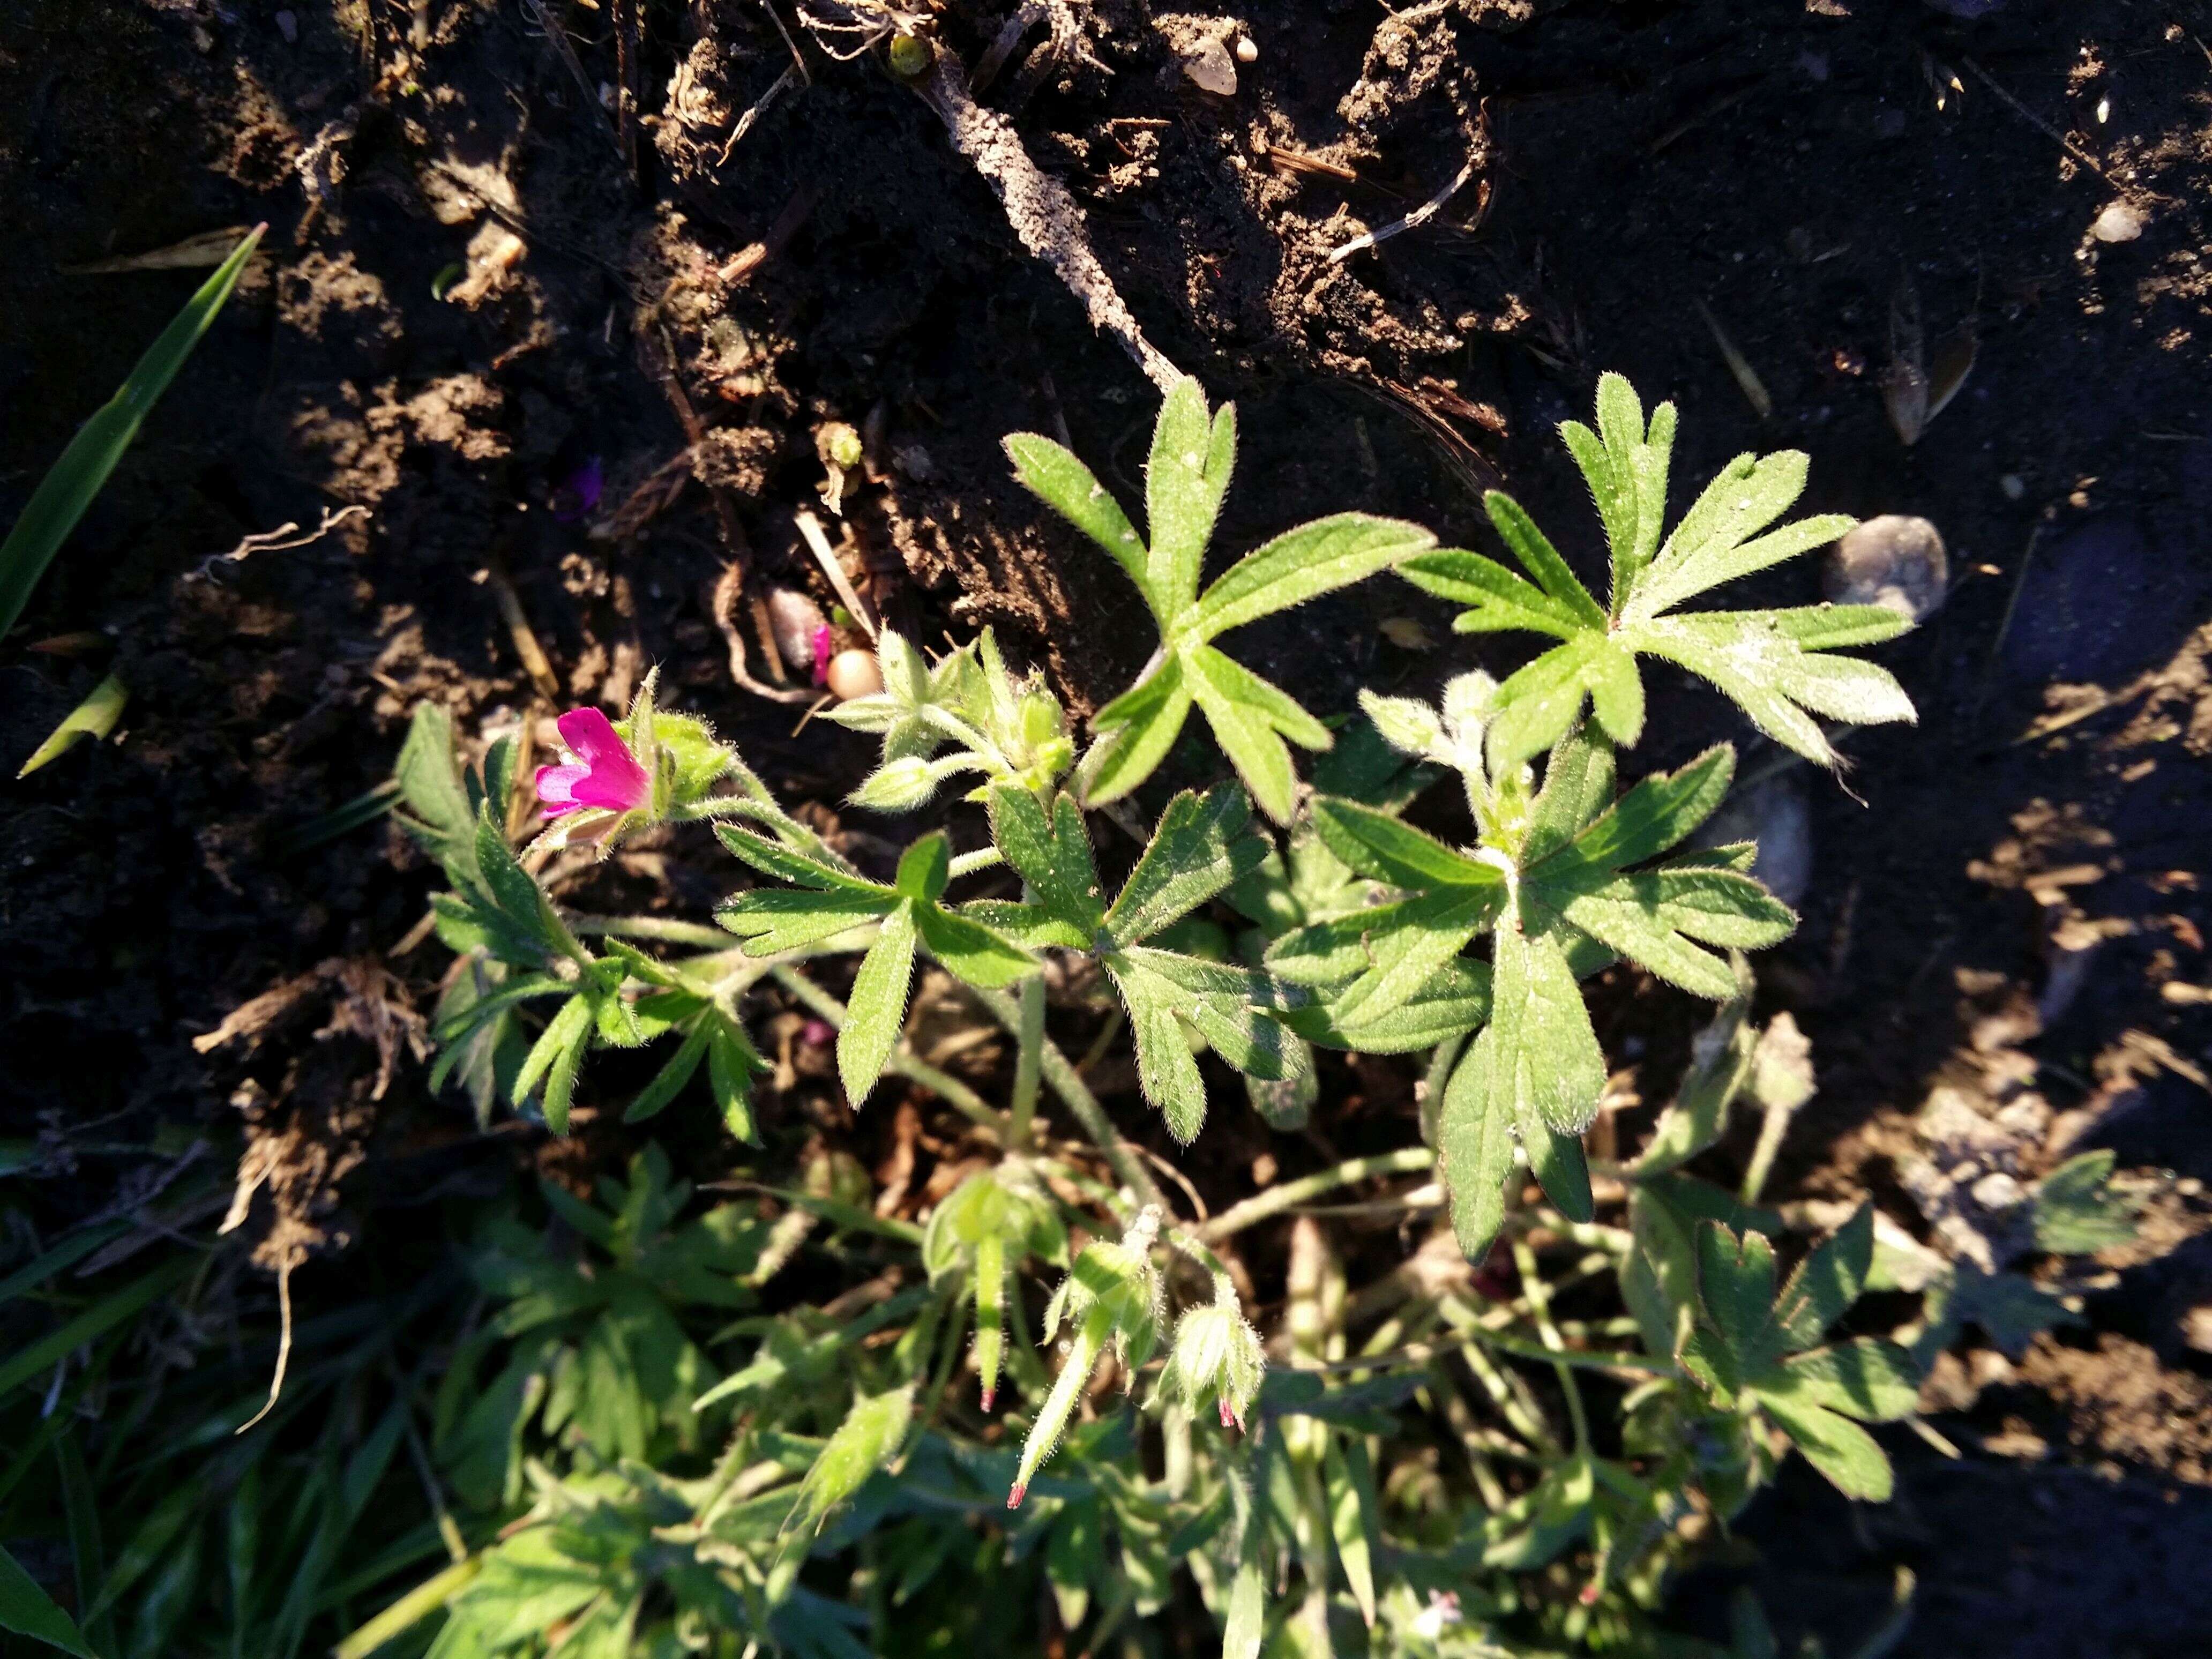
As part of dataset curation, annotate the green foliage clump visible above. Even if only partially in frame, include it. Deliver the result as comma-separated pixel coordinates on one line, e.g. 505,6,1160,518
5,373,2143,1659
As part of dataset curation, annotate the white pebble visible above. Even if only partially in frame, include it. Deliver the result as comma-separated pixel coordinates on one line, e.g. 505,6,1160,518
826,649,883,701
1234,35,1257,63
1182,37,1237,95
2090,200,2144,243
2000,474,2025,501
1826,513,1949,623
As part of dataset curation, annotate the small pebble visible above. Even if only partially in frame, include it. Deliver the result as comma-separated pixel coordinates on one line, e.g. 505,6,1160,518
1969,1170,2026,1212
826,649,883,701
2090,200,2144,243
2000,473,2026,501
274,8,298,42
1234,35,1257,63
1826,513,1949,623
764,588,827,676
1181,36,1237,95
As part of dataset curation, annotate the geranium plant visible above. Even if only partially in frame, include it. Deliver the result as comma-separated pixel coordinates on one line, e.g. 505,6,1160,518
353,374,2080,1659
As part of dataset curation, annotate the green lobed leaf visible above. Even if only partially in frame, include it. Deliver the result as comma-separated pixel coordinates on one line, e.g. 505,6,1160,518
911,902,1036,989
1533,743,1736,878
1145,377,1236,614
986,785,1105,935
1082,655,1193,807
1484,635,1610,772
1772,1205,1874,1352
1481,491,1605,627
1522,723,1617,865
1309,796,1499,891
1004,432,1153,606
1693,1223,1785,1378
1294,886,1500,1029
1551,879,1740,1001
1401,547,1585,638
1185,650,1306,825
1184,512,1435,641
1438,1029,1517,1262
894,831,953,901
512,995,594,1129
1113,961,1210,1143
623,1019,712,1124
1114,946,1300,1082
1756,1389,1894,1501
1104,782,1268,945
1773,1337,1920,1423
1485,920,1607,1134
715,823,883,893
718,888,892,955
1282,959,1491,1052
2030,1150,2138,1255
840,905,917,1105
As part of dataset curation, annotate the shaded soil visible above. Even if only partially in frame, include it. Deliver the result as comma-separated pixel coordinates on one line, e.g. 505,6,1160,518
4,0,2211,1651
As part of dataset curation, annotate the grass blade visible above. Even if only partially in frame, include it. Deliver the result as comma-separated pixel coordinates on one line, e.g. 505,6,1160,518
0,225,264,638
16,674,128,778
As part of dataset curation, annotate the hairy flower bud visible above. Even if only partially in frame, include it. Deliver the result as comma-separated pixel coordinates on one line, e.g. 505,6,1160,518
1159,1274,1265,1431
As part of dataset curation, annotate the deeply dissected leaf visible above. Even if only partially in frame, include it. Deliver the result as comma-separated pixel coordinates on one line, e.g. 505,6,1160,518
717,888,892,954
987,785,1104,935
1400,373,1915,768
1309,797,1500,891
1184,646,1320,824
1478,491,1606,627
1281,959,1491,1053
1772,1205,1873,1352
1103,782,1268,945
1483,921,1606,1137
2030,1150,2138,1255
1083,654,1194,807
1014,380,1428,816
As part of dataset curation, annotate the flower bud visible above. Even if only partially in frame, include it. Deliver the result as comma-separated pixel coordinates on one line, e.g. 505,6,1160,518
849,756,942,812
1159,1274,1265,1431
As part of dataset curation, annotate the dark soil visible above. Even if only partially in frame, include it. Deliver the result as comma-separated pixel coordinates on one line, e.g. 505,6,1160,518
4,1,2210,1653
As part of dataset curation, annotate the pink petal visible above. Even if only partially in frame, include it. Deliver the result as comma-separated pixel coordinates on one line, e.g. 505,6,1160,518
554,707,651,812
811,625,834,687
536,763,589,816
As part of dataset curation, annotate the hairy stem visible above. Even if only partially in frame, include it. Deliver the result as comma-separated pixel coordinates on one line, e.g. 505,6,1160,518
1512,1237,1591,1456
1007,972,1046,1150
771,966,1008,1139
1200,1148,1436,1243
974,985,1167,1212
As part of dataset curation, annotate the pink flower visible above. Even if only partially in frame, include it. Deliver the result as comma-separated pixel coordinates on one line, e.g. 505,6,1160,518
810,625,834,687
536,708,652,817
